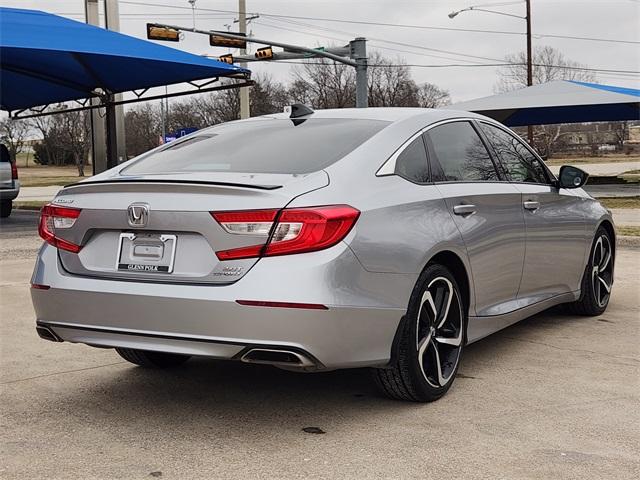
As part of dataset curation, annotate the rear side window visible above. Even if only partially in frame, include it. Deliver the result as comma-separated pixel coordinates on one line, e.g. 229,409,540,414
480,123,549,184
122,118,389,175
394,136,430,183
424,122,499,182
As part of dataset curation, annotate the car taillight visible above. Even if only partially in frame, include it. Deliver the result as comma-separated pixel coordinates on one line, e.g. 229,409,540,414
11,161,18,180
212,205,360,260
38,204,82,253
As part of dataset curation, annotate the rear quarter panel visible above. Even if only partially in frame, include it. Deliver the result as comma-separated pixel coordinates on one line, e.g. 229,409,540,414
289,173,473,313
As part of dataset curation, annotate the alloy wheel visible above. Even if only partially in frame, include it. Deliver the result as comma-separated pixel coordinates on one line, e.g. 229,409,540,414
416,277,464,388
592,234,613,308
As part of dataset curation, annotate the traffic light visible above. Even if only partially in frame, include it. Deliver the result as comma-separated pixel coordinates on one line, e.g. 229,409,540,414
255,46,274,60
218,54,234,64
210,32,247,49
146,24,180,42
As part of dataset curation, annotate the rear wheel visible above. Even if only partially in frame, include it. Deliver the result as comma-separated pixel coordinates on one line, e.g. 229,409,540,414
116,348,191,368
373,264,466,402
565,226,614,316
0,199,12,218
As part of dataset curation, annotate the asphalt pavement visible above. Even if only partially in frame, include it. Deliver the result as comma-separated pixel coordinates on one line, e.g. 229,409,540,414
0,221,638,479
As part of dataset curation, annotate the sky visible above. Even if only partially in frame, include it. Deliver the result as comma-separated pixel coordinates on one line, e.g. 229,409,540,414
1,0,639,103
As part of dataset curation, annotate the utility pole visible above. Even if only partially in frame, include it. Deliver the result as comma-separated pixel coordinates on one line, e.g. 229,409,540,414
104,0,127,169
188,0,197,29
238,0,250,119
525,0,534,144
84,0,106,175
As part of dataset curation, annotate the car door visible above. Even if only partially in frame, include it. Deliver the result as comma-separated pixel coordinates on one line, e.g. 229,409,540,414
478,121,588,300
424,120,526,317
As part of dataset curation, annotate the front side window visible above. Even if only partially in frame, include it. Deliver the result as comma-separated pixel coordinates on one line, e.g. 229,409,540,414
480,123,549,184
394,136,430,183
424,122,499,182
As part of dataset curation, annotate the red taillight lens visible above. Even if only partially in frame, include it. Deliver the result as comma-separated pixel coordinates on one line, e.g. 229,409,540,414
11,161,18,180
212,205,360,260
38,204,82,253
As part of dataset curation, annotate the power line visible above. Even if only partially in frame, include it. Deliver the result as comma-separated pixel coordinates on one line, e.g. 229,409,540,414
260,59,640,76
253,19,486,65
119,1,639,45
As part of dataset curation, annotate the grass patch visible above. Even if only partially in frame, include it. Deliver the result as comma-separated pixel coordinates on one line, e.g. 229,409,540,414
598,196,640,209
14,201,47,211
545,155,640,166
617,226,640,237
20,176,86,187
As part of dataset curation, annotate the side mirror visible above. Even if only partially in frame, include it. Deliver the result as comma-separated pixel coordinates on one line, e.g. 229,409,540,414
558,165,589,189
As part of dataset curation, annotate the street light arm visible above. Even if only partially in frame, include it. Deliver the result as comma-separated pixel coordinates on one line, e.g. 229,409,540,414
449,6,526,20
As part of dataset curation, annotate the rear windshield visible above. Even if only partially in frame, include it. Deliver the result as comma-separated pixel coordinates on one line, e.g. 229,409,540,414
122,118,389,175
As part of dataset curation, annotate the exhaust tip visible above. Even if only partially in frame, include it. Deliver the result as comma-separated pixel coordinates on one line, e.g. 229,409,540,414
240,348,314,367
36,325,62,342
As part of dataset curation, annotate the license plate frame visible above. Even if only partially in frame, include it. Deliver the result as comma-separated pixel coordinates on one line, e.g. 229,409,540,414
116,232,177,274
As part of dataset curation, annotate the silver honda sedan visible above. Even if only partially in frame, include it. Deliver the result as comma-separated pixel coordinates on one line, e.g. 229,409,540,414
31,107,615,402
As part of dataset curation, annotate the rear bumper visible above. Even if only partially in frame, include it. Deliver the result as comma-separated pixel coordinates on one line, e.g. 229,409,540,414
0,181,20,200
31,243,415,369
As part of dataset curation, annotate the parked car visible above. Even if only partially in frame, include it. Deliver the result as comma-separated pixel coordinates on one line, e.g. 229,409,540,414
30,107,615,402
0,144,20,218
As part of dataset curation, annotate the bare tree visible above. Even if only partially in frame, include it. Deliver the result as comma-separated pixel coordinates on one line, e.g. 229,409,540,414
291,59,356,108
249,75,291,116
125,103,163,157
416,83,451,108
0,118,30,161
367,53,419,107
496,46,596,158
612,121,629,151
495,45,596,93
56,110,91,176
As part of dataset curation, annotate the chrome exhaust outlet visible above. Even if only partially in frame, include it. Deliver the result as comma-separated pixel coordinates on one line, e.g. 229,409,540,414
240,348,315,367
36,325,62,342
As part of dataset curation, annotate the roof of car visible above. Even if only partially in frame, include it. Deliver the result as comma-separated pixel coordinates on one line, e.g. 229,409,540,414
253,107,484,123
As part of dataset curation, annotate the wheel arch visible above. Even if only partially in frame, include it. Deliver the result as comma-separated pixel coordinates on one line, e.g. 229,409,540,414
428,250,471,317
597,218,616,277
387,248,473,367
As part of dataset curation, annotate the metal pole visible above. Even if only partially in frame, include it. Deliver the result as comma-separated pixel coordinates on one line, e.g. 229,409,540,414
526,0,534,144
85,0,106,175
351,38,368,108
105,98,118,169
154,23,357,66
104,0,127,166
160,94,166,143
238,0,250,119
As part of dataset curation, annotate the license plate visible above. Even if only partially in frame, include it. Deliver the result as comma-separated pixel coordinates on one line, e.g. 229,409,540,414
116,233,177,273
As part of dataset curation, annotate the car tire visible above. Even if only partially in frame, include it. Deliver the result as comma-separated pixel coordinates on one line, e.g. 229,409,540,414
565,226,614,316
115,348,191,368
372,263,466,402
0,199,12,218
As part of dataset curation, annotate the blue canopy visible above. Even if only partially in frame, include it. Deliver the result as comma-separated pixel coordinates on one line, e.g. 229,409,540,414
450,80,640,126
0,7,249,111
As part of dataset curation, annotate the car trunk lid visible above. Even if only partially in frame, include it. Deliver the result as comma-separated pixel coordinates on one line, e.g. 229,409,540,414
52,171,328,284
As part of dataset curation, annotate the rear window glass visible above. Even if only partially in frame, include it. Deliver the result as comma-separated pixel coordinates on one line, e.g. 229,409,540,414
122,118,389,175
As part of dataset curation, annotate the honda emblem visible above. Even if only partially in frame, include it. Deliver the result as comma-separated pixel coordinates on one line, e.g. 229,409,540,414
127,203,149,227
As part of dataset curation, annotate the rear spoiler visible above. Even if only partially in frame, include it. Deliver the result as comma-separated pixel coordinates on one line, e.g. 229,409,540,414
63,178,283,191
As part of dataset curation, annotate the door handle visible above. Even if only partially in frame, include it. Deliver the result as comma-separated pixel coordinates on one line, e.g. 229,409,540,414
453,204,477,216
523,201,540,211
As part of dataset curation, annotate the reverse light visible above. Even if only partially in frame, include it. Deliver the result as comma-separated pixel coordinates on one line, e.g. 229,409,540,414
211,205,360,260
38,204,82,253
